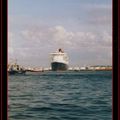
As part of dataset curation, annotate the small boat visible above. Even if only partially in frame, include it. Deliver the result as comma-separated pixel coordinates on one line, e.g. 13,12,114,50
8,62,26,75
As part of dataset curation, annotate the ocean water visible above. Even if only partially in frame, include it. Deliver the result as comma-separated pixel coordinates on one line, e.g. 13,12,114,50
8,71,112,120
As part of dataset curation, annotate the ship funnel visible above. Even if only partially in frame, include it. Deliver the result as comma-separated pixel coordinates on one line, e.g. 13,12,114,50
58,48,64,53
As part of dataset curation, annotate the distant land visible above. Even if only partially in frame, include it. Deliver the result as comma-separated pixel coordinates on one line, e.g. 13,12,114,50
8,64,112,72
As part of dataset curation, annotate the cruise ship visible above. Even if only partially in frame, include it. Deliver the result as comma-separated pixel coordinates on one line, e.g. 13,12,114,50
50,48,69,71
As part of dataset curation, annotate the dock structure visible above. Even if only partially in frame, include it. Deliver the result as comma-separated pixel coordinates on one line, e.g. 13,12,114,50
88,65,112,71
16,65,112,72
68,65,112,71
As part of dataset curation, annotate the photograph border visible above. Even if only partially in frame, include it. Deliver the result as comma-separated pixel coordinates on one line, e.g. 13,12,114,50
0,0,119,120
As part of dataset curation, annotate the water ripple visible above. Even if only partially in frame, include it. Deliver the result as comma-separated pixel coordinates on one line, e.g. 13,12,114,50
8,71,112,120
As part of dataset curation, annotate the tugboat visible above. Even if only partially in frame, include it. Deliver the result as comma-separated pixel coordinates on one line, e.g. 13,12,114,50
50,48,69,71
8,61,26,75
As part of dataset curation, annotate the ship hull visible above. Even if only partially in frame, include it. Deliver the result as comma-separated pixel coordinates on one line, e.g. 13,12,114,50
8,70,26,75
51,62,68,71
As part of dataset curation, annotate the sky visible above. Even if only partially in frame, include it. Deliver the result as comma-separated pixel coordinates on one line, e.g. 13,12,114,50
8,0,112,67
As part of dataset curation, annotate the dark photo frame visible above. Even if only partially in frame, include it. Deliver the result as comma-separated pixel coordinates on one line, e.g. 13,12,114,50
0,0,119,120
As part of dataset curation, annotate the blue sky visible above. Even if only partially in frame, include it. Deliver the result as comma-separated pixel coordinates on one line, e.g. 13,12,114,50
8,0,112,67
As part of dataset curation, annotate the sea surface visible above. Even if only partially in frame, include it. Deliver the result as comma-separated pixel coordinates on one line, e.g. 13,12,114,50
8,71,112,120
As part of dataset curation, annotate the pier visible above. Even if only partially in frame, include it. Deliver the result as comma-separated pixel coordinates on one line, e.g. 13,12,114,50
24,65,112,72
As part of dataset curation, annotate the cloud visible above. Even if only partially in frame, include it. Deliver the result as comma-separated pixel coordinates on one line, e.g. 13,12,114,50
8,32,13,43
20,25,112,49
8,32,14,55
8,25,112,66
49,26,74,46
8,47,14,55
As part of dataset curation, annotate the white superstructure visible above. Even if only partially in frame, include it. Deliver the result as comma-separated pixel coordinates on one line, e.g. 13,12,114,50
50,49,69,71
50,49,69,64
50,52,69,64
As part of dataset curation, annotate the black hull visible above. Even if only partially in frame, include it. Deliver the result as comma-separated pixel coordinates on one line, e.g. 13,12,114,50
51,62,68,71
8,70,26,75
